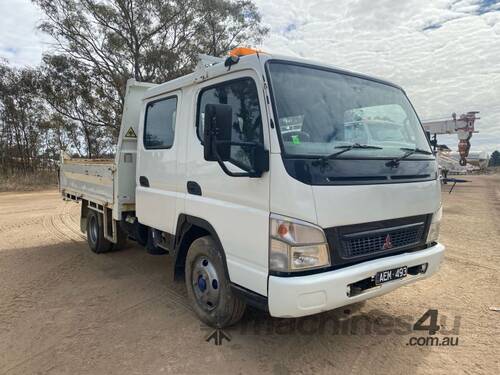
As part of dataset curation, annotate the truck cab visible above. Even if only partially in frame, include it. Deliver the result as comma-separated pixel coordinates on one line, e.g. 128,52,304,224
60,49,444,327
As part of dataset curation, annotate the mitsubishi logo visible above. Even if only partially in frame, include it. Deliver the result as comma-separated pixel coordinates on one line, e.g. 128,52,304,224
383,234,393,250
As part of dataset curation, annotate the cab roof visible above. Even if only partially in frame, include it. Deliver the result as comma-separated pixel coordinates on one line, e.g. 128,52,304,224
142,51,403,100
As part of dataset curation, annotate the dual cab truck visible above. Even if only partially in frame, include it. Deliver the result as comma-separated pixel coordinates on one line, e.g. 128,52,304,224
60,48,445,327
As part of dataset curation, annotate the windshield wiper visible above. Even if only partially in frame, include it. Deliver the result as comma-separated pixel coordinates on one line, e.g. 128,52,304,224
385,147,433,168
318,143,383,162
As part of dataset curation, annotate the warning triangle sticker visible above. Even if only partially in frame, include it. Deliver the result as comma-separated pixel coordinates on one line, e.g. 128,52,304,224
125,127,137,138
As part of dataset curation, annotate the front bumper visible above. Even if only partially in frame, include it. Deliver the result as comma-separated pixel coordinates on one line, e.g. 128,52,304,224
268,243,445,317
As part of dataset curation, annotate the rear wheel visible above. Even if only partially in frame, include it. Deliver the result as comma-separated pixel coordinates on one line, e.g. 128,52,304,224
86,210,113,253
185,236,246,327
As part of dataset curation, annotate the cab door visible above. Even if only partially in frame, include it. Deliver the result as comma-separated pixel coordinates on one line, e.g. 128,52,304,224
136,91,181,234
184,70,271,296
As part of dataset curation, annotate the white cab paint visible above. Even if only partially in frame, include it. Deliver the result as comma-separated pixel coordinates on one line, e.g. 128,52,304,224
268,243,445,317
269,153,317,224
312,180,441,228
113,80,157,220
182,69,271,295
136,90,182,234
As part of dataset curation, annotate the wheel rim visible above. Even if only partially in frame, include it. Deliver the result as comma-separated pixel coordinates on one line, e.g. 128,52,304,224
89,215,98,244
192,256,220,312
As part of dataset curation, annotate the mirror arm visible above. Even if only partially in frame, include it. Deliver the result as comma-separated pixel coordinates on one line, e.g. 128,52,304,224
215,140,259,147
216,156,259,177
210,137,261,177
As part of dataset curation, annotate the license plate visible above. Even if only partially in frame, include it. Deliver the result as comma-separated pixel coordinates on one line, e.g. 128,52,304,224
374,266,408,284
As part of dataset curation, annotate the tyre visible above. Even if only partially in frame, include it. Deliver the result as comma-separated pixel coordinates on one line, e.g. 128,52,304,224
86,210,113,253
185,236,246,327
133,220,148,247
113,223,129,251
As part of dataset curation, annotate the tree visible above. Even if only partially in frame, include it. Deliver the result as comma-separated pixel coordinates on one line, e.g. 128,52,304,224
0,61,89,170
40,55,118,157
0,0,268,174
0,63,49,172
33,0,268,154
489,150,500,167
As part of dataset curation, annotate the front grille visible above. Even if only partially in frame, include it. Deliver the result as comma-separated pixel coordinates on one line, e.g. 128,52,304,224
324,214,431,267
342,223,425,258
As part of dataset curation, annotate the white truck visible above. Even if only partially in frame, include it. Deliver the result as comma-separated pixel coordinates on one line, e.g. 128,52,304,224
60,48,445,327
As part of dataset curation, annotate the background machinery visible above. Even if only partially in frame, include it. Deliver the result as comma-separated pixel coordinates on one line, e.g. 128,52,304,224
421,111,480,166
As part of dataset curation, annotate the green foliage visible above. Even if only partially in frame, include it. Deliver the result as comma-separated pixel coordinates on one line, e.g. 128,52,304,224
40,55,117,157
0,63,53,172
34,0,268,99
0,0,268,166
33,0,268,154
489,150,500,167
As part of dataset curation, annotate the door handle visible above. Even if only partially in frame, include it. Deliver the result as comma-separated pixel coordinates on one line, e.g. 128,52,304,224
187,181,202,196
139,176,150,187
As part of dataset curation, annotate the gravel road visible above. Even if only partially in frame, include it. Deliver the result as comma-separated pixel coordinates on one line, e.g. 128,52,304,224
0,175,498,374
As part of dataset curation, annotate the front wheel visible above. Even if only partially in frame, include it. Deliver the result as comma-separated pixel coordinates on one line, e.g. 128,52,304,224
185,236,246,327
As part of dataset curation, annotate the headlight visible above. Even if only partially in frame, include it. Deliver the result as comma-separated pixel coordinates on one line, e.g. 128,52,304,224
269,214,330,272
426,206,442,244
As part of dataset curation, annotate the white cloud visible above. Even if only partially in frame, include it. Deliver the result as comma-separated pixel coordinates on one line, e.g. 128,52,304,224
0,0,49,67
255,0,500,153
1,0,499,153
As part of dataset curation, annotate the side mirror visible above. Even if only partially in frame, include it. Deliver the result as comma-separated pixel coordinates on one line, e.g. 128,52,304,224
203,103,232,162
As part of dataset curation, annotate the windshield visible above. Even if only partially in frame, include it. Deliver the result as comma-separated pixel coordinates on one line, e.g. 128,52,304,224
267,62,432,159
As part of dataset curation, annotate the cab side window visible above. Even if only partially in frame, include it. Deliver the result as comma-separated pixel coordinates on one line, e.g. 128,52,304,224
144,97,177,149
197,78,263,170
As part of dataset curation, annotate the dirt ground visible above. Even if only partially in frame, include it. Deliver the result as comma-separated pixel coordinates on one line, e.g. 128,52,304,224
0,175,499,374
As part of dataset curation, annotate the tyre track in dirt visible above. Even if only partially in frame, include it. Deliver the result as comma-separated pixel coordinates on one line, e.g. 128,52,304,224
1,196,193,373
1,198,190,335
54,202,191,306
48,201,190,305
0,199,87,317
2,177,500,374
40,205,85,244
1,289,193,375
0,252,86,335
0,216,45,234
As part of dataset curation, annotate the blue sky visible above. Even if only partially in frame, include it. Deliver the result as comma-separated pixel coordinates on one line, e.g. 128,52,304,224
1,0,499,153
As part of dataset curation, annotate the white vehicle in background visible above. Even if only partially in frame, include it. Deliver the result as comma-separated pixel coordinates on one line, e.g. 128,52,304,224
446,150,489,170
60,48,445,327
344,120,411,146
